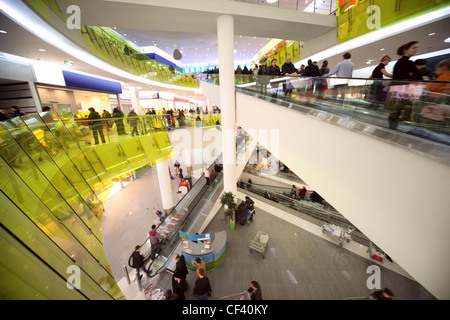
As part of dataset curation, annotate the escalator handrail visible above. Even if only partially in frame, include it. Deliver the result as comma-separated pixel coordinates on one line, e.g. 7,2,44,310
144,134,251,276
127,132,252,275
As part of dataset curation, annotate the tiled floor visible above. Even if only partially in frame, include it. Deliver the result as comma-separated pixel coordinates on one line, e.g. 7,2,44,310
102,165,436,300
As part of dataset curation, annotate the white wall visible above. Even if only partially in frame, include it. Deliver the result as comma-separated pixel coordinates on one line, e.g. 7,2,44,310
234,92,450,299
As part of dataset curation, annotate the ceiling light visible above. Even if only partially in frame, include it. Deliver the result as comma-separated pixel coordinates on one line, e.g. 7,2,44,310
0,30,7,34
38,48,46,52
380,48,385,51
365,60,373,65
234,49,237,54
428,32,436,36
445,37,450,43
64,60,74,65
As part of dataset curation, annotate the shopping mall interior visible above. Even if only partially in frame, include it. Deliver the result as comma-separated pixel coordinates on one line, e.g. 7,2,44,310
0,0,449,305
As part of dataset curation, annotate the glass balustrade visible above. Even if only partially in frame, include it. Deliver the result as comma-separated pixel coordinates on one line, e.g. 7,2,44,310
203,74,450,152
0,109,190,299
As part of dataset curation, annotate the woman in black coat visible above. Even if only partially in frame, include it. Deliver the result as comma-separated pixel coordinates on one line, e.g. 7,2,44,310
393,41,421,80
174,254,189,282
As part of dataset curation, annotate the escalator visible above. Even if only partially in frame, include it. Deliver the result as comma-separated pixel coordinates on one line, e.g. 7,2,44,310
199,75,450,299
128,130,255,280
237,179,371,247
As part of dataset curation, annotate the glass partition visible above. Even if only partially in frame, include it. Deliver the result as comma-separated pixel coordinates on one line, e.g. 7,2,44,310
0,108,178,299
203,74,450,154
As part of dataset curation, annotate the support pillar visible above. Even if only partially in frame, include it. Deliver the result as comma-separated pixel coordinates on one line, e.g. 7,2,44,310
183,149,194,177
217,15,236,195
129,87,143,114
156,159,174,216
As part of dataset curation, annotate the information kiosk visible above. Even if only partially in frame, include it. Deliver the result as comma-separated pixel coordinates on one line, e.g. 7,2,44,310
178,231,226,271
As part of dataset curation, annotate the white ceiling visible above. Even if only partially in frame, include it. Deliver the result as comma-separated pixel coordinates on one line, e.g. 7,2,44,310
113,28,270,67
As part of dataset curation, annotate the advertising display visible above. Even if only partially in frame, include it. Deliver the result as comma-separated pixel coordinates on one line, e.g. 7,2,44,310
336,0,450,43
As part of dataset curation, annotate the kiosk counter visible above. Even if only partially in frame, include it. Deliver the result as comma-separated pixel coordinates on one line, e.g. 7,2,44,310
179,231,226,271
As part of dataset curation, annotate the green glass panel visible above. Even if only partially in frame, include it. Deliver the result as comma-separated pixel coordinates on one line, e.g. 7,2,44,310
0,192,117,300
0,227,85,300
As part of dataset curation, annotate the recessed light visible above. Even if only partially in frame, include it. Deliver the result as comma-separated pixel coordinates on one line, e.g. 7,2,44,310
445,37,450,43
64,60,74,65
0,30,7,34
428,32,436,36
38,49,46,52
380,48,385,51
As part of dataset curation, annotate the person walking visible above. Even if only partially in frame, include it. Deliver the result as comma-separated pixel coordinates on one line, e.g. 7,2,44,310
194,268,211,300
130,245,146,280
113,106,126,135
127,108,139,136
88,107,106,145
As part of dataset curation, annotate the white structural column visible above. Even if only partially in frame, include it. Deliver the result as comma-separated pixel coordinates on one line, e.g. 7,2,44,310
183,148,194,177
217,15,236,195
156,159,174,215
128,87,142,114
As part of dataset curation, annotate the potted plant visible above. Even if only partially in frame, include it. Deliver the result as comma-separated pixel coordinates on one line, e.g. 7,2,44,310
219,191,237,230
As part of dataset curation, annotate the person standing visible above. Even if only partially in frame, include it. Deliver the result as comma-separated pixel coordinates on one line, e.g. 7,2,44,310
88,107,106,145
281,56,298,76
393,41,421,80
174,254,189,284
113,106,126,135
204,167,210,186
149,225,164,260
267,58,281,76
324,52,354,78
370,55,393,79
323,52,354,103
369,55,393,108
319,61,329,77
194,268,211,300
414,59,433,80
305,59,320,77
102,109,113,129
172,272,186,300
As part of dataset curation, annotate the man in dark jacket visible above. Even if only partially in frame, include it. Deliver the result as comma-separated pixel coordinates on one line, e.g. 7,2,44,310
127,108,139,136
113,106,126,135
305,59,321,77
131,245,146,279
194,268,211,300
88,107,105,145
281,57,298,76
